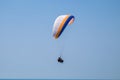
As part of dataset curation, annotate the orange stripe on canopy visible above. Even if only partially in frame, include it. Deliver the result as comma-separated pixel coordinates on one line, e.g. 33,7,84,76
54,15,69,39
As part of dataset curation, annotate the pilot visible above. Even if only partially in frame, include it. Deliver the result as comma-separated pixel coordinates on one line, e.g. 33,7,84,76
58,57,64,63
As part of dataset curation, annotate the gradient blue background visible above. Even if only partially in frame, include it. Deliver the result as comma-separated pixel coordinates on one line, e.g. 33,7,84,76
0,0,120,79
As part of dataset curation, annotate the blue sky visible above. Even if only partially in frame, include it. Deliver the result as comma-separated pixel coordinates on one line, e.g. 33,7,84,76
0,0,120,79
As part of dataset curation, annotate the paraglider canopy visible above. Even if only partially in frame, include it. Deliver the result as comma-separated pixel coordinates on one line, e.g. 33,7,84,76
52,14,75,39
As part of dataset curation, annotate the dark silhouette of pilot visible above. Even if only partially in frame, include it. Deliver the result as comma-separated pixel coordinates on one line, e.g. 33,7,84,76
58,57,64,63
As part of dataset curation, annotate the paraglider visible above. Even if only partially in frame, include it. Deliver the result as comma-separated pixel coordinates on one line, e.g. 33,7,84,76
58,56,64,63
52,14,75,63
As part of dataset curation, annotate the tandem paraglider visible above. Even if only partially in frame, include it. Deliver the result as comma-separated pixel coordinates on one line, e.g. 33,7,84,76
58,56,64,63
52,14,75,63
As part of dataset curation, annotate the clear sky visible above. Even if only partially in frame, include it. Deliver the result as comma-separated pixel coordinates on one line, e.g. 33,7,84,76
0,0,120,79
